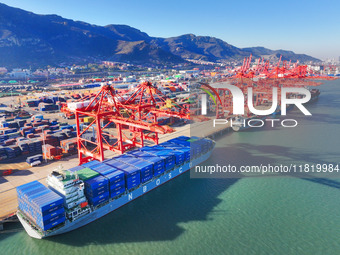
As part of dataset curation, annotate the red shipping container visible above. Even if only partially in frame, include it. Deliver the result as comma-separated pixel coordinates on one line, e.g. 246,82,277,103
27,133,35,139
42,144,55,159
35,129,42,134
5,139,16,146
55,146,62,155
42,144,63,159
43,130,52,135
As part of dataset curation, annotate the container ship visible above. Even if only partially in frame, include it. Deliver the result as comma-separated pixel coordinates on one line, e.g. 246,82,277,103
308,89,320,103
16,136,215,239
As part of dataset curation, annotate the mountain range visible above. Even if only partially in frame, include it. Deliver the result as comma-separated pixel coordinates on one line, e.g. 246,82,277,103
0,3,320,68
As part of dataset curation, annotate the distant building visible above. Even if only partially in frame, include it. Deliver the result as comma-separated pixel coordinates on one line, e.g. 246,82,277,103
307,65,321,71
9,69,30,79
102,61,119,67
179,70,199,74
33,69,49,77
48,68,71,75
0,67,7,75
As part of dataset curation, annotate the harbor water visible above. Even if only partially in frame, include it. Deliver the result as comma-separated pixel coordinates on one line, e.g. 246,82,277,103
0,80,339,254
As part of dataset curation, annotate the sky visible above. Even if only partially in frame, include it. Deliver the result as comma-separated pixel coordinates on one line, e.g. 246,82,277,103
1,0,339,60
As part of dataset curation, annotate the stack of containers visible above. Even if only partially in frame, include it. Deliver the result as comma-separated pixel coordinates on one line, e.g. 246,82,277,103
68,165,84,173
32,121,43,128
31,139,43,154
4,147,16,159
115,154,154,183
43,130,52,136
8,145,21,157
16,137,27,143
105,169,126,198
18,141,30,155
60,125,73,131
16,181,65,231
49,96,60,104
62,130,76,138
159,142,190,164
49,119,58,126
40,135,60,147
7,130,20,139
194,137,214,151
26,99,39,107
155,145,184,165
42,144,62,159
0,145,7,160
127,150,165,177
41,119,50,126
76,167,100,181
49,125,59,131
80,160,100,169
54,132,68,143
16,119,27,127
28,140,36,154
184,136,210,154
39,103,59,112
84,161,126,199
83,175,109,207
0,121,9,128
20,126,34,137
0,134,8,143
170,136,213,158
171,136,190,140
35,125,50,134
4,139,16,146
76,168,109,207
140,146,176,171
27,133,36,139
168,136,201,159
60,138,77,154
0,128,17,135
7,121,19,129
104,159,140,190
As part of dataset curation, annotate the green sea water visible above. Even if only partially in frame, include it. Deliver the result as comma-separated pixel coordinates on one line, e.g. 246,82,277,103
0,80,339,255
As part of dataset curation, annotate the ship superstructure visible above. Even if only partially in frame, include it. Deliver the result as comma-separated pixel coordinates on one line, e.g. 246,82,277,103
47,169,90,221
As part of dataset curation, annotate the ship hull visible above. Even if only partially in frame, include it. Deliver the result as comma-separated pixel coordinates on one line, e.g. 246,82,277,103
18,149,213,239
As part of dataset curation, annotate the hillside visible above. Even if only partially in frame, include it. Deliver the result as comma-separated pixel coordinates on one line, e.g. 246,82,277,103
0,3,320,67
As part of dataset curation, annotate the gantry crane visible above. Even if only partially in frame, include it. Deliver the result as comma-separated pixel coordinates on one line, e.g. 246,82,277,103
62,82,190,164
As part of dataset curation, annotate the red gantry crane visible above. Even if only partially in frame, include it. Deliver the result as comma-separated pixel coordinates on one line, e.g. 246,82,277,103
205,55,337,118
62,82,190,165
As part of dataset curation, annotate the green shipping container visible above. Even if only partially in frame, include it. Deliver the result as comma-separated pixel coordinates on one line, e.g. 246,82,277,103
76,167,99,181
